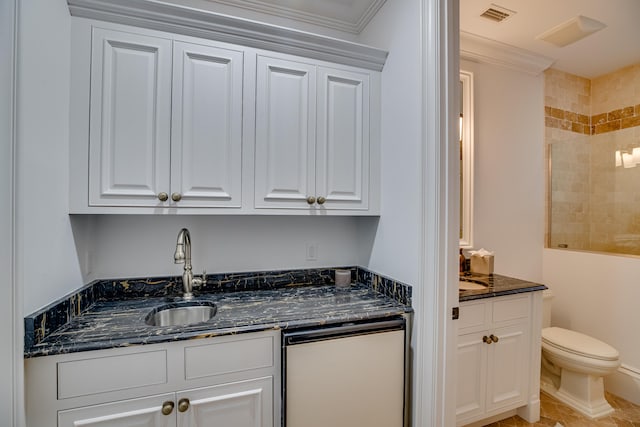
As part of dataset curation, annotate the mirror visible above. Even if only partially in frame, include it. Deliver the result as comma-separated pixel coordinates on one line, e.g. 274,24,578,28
459,70,474,248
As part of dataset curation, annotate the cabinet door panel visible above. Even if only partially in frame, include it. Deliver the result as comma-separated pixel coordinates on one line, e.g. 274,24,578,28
254,56,316,208
486,323,529,412
456,333,487,424
316,68,369,209
178,377,272,427
171,42,243,207
58,393,175,427
89,28,172,207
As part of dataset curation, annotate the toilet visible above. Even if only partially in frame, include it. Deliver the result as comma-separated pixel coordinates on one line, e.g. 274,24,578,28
541,290,621,419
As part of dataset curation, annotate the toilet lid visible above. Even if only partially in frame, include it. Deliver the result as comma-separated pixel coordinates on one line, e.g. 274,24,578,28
542,327,619,361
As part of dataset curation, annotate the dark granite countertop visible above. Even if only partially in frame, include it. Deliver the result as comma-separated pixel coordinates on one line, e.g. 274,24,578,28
458,273,546,302
25,268,413,358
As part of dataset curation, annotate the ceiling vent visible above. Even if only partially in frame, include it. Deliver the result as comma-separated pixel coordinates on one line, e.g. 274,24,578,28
480,4,515,23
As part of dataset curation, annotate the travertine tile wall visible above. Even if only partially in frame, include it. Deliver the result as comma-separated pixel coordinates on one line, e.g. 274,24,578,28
545,64,640,255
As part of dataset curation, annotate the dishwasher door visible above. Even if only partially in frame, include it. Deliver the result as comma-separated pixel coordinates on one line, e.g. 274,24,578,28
283,319,405,427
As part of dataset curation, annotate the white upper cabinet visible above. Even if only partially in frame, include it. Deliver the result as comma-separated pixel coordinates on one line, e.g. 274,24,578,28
89,28,172,207
316,67,369,210
254,56,317,209
87,27,243,209
70,20,382,215
255,56,371,211
171,42,243,207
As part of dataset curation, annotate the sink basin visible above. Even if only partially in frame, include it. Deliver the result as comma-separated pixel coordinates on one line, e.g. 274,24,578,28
459,280,488,291
145,300,217,327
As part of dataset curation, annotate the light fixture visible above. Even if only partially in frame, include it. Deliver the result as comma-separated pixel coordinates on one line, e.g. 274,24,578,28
536,15,606,47
459,114,463,143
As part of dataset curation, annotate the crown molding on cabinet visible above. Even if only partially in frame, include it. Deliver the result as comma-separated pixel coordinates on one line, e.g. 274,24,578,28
204,0,388,35
67,0,388,71
460,31,555,76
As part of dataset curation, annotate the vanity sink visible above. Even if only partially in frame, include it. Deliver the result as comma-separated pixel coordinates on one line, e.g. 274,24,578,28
459,280,488,291
145,300,217,327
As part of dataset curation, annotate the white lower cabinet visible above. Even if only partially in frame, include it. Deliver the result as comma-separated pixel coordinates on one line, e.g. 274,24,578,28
25,331,279,427
58,378,271,427
456,292,543,426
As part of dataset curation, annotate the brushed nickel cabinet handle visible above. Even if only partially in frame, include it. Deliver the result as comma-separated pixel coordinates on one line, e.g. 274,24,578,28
490,334,499,343
482,335,492,345
171,192,182,202
158,192,169,202
178,398,190,413
306,196,316,205
317,196,326,205
161,401,174,416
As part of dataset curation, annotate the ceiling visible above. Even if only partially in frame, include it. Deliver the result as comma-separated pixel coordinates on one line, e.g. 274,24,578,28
204,0,639,78
460,0,640,78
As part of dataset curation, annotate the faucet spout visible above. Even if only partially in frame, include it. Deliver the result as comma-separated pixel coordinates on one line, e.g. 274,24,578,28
174,228,203,299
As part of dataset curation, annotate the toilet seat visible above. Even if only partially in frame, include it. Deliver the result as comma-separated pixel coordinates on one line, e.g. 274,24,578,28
542,327,619,361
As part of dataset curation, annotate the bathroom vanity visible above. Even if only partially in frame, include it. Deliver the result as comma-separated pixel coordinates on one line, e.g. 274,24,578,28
457,274,546,427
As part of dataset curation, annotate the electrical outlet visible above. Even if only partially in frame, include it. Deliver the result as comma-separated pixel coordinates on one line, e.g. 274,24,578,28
306,242,318,261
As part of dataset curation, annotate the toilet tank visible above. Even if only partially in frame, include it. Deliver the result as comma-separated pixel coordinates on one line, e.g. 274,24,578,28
542,289,554,328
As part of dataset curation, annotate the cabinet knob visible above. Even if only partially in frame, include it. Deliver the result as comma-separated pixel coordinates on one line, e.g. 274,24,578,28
171,192,182,202
178,398,190,413
158,192,169,202
161,401,174,416
306,196,316,205
490,334,499,343
482,335,492,345
317,196,326,205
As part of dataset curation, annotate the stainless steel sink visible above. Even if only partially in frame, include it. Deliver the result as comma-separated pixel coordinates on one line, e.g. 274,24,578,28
145,300,217,327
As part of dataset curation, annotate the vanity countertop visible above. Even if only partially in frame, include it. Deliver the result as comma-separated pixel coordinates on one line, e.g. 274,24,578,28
459,273,546,302
25,277,412,358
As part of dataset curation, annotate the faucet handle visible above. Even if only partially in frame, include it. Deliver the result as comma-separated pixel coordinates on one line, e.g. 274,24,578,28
192,270,207,288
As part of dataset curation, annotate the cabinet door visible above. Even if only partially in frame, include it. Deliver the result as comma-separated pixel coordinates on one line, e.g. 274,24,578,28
177,377,272,427
485,322,529,413
171,42,243,207
254,56,316,209
58,393,176,427
89,28,172,207
455,332,487,424
316,67,369,210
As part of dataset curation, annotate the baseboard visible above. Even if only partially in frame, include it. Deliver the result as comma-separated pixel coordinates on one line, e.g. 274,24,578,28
605,363,640,405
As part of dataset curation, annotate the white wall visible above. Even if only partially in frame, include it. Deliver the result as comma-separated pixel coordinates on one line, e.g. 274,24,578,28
543,249,640,404
17,0,85,315
1,0,18,423
460,59,545,282
358,0,422,287
88,215,367,279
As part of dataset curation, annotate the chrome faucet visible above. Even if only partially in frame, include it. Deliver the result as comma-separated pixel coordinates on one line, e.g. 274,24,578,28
174,228,206,299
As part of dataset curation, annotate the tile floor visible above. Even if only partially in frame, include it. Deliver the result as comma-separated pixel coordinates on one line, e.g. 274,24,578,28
484,392,640,427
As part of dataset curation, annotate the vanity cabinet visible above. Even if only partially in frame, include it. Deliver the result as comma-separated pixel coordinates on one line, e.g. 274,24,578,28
456,292,542,426
254,55,371,211
86,27,243,209
25,331,279,427
70,20,381,215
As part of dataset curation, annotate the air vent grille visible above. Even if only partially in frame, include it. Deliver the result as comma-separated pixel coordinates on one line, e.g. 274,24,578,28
480,4,515,22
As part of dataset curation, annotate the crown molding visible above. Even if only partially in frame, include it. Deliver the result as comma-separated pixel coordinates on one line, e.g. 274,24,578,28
460,31,554,76
67,0,388,71
204,0,388,35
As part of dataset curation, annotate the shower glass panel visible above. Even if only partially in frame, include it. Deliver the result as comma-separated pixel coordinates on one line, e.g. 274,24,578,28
549,126,640,256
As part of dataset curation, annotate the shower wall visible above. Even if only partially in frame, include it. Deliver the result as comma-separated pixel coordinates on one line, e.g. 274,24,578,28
545,65,640,255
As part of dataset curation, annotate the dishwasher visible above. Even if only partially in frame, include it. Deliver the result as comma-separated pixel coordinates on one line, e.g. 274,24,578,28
282,317,406,427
